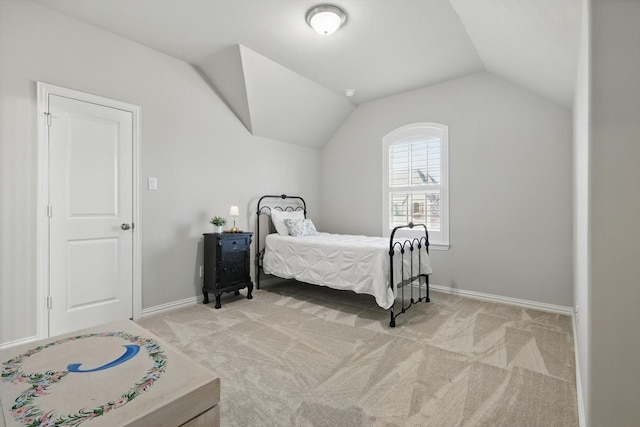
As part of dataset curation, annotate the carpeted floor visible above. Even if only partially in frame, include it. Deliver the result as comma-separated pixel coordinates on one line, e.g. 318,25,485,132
137,281,578,426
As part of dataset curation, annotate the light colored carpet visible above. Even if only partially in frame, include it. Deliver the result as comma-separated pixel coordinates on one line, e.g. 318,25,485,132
137,281,578,426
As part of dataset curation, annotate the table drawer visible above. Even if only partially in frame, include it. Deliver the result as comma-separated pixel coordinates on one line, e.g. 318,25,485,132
220,236,250,251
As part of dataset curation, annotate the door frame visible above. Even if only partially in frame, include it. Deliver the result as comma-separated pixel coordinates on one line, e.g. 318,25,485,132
36,82,142,339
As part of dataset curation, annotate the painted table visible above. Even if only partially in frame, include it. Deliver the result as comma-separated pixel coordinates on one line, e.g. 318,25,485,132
0,319,220,427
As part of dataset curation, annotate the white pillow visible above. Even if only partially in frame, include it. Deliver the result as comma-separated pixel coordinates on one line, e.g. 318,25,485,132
284,218,319,237
270,210,305,236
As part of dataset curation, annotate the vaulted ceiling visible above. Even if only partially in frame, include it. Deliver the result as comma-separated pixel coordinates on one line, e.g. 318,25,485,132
35,0,582,148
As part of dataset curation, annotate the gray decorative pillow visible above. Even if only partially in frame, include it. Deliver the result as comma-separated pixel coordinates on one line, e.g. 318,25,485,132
271,210,305,236
284,218,319,237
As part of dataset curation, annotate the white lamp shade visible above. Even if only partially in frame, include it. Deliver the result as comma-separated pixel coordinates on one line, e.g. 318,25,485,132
306,5,347,36
229,206,239,217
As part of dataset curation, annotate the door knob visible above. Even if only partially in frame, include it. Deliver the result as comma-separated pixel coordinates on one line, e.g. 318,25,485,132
121,223,131,230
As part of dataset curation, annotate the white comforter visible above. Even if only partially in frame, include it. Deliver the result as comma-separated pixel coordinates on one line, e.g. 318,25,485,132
262,232,432,309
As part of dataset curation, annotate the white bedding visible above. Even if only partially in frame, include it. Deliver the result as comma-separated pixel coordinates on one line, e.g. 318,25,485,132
262,232,432,309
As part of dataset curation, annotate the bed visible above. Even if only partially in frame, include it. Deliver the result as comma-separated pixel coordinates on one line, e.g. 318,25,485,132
255,194,432,327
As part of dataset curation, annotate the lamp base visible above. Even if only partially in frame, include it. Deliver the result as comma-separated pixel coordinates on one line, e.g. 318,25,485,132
228,218,240,233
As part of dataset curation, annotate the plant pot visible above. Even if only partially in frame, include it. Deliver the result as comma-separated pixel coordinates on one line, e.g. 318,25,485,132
213,225,223,233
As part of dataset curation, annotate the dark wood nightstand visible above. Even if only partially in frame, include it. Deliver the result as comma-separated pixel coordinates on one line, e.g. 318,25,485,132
202,232,253,308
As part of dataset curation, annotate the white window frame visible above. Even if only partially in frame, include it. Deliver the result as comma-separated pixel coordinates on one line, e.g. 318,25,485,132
382,122,449,250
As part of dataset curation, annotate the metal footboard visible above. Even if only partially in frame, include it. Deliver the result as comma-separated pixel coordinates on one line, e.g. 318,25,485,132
388,222,430,327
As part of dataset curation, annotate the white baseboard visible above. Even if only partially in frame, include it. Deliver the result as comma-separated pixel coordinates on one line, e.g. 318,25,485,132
1,298,202,347
141,281,276,318
0,335,39,350
429,284,573,315
141,296,200,318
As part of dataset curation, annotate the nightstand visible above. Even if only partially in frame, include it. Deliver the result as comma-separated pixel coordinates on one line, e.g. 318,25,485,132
202,232,253,308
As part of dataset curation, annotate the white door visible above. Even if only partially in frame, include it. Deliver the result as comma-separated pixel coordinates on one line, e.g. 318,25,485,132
47,94,134,336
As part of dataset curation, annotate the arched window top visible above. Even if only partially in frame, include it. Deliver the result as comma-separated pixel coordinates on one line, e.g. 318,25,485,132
383,122,448,145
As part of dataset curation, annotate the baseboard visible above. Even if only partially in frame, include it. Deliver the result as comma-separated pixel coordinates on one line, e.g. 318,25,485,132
0,335,39,350
429,284,573,315
140,278,285,318
1,298,202,347
141,296,201,318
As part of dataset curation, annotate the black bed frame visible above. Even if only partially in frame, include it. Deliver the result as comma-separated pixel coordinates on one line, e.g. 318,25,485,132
255,194,430,327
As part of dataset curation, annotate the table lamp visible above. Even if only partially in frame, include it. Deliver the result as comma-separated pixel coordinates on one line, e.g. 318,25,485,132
229,205,240,232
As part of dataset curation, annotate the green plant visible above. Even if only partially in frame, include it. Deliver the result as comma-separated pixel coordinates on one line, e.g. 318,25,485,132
210,216,227,226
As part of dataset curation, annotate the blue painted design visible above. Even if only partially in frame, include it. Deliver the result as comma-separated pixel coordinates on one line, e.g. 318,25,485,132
2,332,166,426
67,344,140,373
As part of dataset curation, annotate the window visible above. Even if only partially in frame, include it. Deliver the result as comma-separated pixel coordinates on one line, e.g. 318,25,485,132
382,122,449,249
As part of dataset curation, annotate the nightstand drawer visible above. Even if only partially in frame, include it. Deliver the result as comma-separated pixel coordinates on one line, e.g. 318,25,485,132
221,238,249,252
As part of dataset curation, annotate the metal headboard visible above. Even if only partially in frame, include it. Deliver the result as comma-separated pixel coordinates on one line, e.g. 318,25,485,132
255,194,307,289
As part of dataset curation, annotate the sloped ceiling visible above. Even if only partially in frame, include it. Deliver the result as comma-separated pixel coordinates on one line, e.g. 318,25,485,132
33,0,582,147
450,0,582,109
199,44,354,148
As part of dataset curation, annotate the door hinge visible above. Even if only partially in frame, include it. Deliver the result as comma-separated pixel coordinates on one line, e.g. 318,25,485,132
46,296,53,309
44,112,52,127
46,205,52,217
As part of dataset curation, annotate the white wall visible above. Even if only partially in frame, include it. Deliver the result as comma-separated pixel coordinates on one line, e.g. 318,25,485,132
321,72,573,307
573,0,590,420
0,0,320,345
588,1,640,425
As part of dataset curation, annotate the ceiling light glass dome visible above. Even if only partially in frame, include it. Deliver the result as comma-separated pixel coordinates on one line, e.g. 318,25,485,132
306,4,348,36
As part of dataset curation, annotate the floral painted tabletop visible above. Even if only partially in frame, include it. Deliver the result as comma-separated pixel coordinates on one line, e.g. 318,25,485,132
0,320,219,427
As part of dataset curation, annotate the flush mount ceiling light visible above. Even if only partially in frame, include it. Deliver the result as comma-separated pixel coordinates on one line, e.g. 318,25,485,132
305,4,347,36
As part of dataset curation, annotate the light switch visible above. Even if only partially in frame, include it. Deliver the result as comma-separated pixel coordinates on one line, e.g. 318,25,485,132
148,177,158,190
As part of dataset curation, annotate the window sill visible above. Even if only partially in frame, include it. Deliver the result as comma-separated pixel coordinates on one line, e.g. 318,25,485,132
429,243,449,251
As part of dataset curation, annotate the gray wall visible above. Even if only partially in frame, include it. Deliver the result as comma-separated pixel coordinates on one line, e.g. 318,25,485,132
573,0,590,419
587,1,640,425
320,72,573,307
0,0,320,345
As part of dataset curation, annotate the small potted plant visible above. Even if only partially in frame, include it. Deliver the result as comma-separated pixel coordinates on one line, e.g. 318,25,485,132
210,216,227,233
